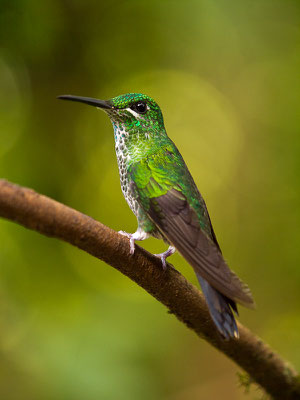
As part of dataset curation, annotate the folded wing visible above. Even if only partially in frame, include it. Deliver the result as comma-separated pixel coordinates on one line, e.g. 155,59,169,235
147,188,254,307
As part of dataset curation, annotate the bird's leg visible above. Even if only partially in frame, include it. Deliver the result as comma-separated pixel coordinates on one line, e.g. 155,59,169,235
154,246,176,270
118,228,150,255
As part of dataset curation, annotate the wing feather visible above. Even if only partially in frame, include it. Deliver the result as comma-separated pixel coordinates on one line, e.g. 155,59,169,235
149,189,254,307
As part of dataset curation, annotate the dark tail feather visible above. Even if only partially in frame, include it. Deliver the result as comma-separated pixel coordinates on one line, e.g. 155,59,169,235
197,275,239,339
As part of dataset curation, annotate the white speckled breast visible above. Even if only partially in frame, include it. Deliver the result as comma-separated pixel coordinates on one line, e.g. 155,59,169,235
114,126,139,217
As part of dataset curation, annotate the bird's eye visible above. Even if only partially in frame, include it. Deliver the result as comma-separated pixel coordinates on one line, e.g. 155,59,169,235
130,101,147,114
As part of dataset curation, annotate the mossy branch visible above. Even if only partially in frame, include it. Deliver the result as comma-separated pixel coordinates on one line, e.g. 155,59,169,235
0,179,299,399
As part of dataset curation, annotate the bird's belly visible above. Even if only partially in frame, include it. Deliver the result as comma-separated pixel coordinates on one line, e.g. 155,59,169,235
120,177,139,217
117,155,139,217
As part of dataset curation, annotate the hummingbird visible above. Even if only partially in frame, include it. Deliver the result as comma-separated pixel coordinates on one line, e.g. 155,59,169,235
58,93,254,339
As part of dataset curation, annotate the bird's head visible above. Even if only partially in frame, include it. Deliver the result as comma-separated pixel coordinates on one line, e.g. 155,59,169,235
58,93,165,139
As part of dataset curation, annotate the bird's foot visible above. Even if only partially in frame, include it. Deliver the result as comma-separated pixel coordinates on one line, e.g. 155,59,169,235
118,229,150,255
118,231,136,254
154,246,176,270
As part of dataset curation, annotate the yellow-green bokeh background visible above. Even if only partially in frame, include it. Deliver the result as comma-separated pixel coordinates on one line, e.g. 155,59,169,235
0,1,299,398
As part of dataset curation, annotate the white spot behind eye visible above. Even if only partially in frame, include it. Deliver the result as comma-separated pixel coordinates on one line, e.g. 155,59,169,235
125,106,149,119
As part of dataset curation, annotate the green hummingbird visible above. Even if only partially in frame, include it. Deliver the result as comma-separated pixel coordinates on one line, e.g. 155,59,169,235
58,93,254,339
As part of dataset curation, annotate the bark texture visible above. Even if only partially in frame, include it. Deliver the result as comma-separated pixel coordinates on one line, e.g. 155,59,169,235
0,179,299,399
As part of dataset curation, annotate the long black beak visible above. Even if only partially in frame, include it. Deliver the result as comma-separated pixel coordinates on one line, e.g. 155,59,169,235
58,95,112,109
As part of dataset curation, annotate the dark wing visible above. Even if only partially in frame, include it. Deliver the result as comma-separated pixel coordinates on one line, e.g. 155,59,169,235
147,188,254,307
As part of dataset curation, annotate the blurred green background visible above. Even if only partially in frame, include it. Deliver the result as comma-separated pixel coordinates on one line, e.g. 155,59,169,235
0,0,299,398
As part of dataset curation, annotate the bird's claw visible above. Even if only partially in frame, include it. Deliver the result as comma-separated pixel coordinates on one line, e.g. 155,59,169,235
118,230,135,255
154,253,168,270
154,246,176,271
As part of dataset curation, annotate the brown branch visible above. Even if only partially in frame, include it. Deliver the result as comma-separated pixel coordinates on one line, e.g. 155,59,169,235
0,179,299,399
